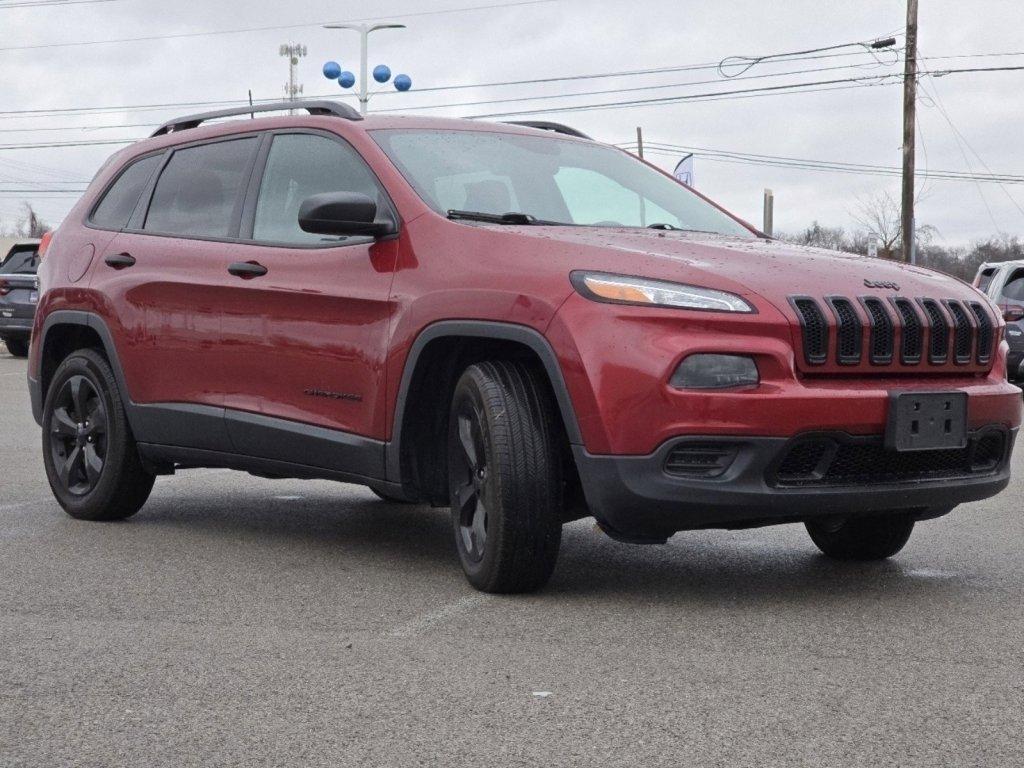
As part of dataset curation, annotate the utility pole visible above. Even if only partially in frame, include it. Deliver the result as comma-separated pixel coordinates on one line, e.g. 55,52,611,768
636,126,644,159
763,189,774,237
323,23,406,115
901,0,919,263
280,43,307,113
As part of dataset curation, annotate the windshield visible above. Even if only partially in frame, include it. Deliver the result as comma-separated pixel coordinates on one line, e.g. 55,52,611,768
371,129,755,237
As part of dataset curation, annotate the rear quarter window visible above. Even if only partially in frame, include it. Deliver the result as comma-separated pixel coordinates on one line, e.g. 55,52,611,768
90,153,163,230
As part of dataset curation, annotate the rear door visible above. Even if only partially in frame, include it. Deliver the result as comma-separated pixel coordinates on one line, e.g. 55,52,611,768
97,135,260,448
0,246,40,332
215,130,400,470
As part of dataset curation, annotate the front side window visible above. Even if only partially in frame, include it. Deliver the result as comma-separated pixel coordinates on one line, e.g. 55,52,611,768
144,138,257,238
975,268,997,295
252,133,388,245
90,153,162,230
371,129,754,237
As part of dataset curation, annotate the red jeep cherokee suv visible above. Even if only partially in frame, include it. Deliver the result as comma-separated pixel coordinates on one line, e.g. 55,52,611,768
28,101,1021,592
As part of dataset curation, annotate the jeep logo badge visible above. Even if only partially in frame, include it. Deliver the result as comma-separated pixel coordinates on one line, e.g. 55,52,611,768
864,279,900,291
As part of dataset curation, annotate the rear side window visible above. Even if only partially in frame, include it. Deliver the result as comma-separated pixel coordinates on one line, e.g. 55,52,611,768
252,133,387,245
90,153,162,230
144,138,257,238
1001,269,1024,302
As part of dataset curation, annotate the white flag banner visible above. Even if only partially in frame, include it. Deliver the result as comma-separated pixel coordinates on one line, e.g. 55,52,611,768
673,154,695,187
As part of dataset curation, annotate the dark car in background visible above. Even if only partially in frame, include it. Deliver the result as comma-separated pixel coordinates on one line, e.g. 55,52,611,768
0,239,41,358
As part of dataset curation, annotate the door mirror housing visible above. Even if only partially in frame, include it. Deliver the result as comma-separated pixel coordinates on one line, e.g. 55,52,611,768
298,192,395,238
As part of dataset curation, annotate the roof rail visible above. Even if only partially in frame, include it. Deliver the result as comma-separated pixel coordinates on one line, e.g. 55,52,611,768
151,100,363,137
504,121,593,140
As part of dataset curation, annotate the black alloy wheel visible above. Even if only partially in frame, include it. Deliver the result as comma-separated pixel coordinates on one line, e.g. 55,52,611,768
49,374,108,496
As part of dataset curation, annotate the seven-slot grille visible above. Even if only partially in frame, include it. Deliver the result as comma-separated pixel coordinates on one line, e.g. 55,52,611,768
790,294,996,370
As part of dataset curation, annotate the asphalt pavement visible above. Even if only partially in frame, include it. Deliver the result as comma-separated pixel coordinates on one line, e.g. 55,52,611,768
1,345,1022,767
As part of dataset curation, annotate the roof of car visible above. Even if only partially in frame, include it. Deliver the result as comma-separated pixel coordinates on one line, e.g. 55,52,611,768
124,109,593,160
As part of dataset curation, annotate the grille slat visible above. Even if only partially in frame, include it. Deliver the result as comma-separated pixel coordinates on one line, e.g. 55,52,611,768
860,297,895,364
968,301,994,364
827,297,862,365
892,298,923,364
791,297,828,365
944,300,973,364
919,299,950,365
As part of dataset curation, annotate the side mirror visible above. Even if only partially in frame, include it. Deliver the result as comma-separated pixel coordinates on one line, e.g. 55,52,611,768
298,192,394,238
1001,304,1024,322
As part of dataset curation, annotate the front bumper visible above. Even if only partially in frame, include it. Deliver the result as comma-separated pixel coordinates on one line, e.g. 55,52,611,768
574,427,1017,542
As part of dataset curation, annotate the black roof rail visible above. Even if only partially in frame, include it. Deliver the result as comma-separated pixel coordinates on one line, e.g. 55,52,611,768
503,121,593,140
150,100,363,137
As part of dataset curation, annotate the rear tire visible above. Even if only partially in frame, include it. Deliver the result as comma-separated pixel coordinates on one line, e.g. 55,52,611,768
448,361,563,593
4,337,28,358
806,513,915,561
42,348,155,521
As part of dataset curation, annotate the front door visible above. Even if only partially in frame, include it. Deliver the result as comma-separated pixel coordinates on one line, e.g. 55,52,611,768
215,131,399,474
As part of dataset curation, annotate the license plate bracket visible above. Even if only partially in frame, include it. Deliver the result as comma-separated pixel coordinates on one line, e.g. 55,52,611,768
885,391,968,452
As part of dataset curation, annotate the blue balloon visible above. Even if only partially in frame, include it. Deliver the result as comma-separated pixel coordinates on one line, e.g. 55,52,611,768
394,74,412,92
372,64,392,83
338,71,356,89
322,61,341,80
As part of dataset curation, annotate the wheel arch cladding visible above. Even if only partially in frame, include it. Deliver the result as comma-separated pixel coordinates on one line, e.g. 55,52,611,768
387,321,584,505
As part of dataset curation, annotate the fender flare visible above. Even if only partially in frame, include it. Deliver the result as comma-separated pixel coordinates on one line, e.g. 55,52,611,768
33,310,134,428
385,320,583,482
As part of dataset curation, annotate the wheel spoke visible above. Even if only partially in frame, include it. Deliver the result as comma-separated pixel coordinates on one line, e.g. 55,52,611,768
85,402,107,435
456,482,477,522
51,407,78,437
471,501,487,553
57,445,82,488
83,444,104,485
69,376,89,420
458,414,478,469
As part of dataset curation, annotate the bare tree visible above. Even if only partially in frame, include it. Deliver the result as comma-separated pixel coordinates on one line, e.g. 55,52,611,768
851,191,902,260
17,203,51,238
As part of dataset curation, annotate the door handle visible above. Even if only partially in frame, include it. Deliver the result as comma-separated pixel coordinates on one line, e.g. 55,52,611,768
228,261,268,279
104,253,136,269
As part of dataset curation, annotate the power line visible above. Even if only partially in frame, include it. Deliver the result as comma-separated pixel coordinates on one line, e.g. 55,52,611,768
0,0,117,8
0,0,560,52
466,73,904,118
620,140,1024,185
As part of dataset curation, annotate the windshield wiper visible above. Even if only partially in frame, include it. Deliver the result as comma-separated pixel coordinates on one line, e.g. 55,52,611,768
647,222,680,230
448,209,545,225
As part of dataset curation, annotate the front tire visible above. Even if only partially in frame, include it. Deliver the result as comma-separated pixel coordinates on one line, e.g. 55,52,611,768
42,348,155,521
4,337,28,358
806,513,915,561
448,361,563,593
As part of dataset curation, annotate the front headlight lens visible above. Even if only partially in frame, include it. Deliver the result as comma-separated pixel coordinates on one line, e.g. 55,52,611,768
571,271,753,313
670,354,759,390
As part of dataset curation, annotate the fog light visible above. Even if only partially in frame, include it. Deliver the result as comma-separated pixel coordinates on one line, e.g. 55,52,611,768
671,354,759,390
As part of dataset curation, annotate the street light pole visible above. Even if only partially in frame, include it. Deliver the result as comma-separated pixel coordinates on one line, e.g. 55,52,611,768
323,22,406,114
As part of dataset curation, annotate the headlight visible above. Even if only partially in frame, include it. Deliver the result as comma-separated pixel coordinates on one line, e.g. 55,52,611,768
670,354,759,390
570,271,754,313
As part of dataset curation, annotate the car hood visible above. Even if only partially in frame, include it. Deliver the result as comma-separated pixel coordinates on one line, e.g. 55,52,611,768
510,226,983,315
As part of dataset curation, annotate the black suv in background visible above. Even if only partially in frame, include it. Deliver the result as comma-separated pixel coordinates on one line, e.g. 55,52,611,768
0,240,41,358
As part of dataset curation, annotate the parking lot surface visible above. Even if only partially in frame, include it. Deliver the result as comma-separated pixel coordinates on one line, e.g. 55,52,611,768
1,347,1022,767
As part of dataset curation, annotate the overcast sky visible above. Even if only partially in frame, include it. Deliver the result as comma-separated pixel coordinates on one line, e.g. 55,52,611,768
1,0,1022,246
